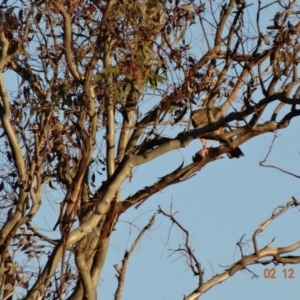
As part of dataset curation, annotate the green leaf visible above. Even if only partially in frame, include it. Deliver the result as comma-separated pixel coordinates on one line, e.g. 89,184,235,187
94,72,106,83
154,74,167,83
94,66,120,84
148,76,157,90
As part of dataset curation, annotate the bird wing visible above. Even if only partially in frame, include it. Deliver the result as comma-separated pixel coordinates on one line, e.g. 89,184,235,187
190,107,244,159
191,107,223,133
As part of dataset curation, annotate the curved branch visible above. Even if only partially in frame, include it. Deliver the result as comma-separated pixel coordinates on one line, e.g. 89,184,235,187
26,156,132,297
214,0,235,47
184,239,300,300
75,245,96,300
0,13,26,181
0,10,29,247
51,1,82,81
114,214,155,300
25,241,64,300
27,223,58,246
159,198,300,300
259,133,300,178
158,207,202,282
122,161,198,211
253,198,300,255
117,109,135,163
106,102,115,177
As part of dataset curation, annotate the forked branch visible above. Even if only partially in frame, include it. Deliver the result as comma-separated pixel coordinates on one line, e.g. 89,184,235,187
159,198,300,300
259,133,300,178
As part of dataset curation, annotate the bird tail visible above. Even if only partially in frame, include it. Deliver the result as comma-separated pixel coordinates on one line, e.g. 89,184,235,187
227,147,244,158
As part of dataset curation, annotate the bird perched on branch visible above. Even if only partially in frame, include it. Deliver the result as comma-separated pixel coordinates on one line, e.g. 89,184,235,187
191,107,244,159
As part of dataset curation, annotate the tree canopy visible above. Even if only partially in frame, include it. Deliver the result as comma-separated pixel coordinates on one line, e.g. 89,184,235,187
0,0,300,299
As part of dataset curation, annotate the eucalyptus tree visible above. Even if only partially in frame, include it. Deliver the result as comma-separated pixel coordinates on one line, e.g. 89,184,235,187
0,0,300,299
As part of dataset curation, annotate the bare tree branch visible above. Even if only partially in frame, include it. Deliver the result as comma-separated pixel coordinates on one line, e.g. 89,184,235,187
159,198,300,300
259,133,300,178
114,214,155,300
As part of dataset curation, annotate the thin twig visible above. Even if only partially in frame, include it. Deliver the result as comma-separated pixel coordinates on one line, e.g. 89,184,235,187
114,214,156,300
259,133,300,178
158,205,203,286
